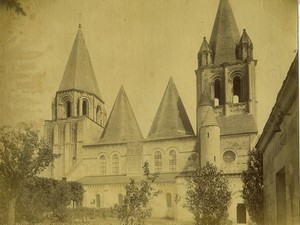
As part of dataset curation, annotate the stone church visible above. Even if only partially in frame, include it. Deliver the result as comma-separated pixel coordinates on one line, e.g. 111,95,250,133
44,0,258,224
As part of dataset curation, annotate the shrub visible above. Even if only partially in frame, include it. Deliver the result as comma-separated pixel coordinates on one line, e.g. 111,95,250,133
185,162,231,225
112,162,161,225
0,176,85,224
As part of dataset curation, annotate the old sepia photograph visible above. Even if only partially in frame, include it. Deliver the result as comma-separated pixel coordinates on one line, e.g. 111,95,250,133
0,0,298,225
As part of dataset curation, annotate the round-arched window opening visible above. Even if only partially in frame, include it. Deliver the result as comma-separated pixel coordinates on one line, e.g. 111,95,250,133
82,100,89,116
214,79,221,100
223,150,237,163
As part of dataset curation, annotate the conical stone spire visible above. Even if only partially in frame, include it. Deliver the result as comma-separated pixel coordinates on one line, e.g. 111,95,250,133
100,86,143,144
209,0,240,65
58,27,102,100
239,29,253,45
201,107,219,127
147,77,195,139
199,37,212,52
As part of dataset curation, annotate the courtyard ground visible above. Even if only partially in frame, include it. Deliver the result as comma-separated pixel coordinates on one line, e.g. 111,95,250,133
14,218,194,225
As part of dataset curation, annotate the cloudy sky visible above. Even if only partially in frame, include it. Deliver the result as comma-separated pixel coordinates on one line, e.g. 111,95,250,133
0,0,297,137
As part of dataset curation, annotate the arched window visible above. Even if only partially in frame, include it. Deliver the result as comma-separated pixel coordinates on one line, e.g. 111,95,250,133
118,194,124,205
169,150,176,172
82,100,89,116
96,106,101,124
233,76,242,103
96,194,101,208
112,154,119,175
214,79,221,101
166,193,172,208
65,101,71,118
237,203,246,223
99,155,106,175
154,151,162,173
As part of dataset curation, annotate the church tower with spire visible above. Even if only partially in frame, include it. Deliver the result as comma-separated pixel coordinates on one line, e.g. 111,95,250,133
44,26,107,179
196,0,257,123
196,0,258,223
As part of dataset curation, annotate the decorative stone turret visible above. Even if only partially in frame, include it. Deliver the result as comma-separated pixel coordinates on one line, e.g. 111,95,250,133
236,29,253,61
197,90,213,131
197,91,220,167
199,107,220,167
198,37,212,67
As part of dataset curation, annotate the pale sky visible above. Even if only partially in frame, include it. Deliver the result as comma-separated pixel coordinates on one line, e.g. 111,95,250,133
0,0,297,137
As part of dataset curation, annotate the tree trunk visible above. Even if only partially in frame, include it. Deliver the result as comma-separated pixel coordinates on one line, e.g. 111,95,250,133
7,196,16,225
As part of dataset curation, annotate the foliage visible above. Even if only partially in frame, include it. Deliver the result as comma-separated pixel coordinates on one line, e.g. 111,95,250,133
241,148,264,225
48,178,72,221
0,125,58,225
69,181,85,207
112,161,161,225
0,0,26,15
185,162,231,225
0,176,85,223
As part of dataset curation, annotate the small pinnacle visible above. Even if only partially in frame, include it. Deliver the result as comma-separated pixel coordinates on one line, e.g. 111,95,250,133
79,24,82,28
203,37,206,40
243,28,246,32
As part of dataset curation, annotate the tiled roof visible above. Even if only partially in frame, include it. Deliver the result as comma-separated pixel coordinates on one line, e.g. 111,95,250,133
217,114,257,135
99,86,143,144
78,173,180,185
147,78,195,139
58,28,102,100
209,0,240,65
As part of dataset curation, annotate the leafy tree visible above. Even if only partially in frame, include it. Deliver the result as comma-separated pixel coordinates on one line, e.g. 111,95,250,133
0,0,26,15
0,176,85,223
16,177,51,223
241,148,263,225
0,125,57,225
185,162,231,225
112,162,161,225
69,181,85,207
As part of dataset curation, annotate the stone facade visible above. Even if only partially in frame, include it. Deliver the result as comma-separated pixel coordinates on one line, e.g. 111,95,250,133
256,54,299,225
44,0,259,224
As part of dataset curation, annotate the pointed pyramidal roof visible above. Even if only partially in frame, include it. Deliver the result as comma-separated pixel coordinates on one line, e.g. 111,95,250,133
239,29,253,45
199,37,212,53
201,108,219,127
58,26,102,100
147,78,195,140
99,86,143,144
209,0,240,65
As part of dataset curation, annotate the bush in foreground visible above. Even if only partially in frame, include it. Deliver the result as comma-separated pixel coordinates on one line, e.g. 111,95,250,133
185,162,231,225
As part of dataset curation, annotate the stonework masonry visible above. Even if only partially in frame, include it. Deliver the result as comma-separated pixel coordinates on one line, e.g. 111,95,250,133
256,54,299,225
43,1,261,224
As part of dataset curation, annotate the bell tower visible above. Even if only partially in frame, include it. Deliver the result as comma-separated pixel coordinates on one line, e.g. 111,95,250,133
196,0,257,134
195,1,258,223
44,25,107,180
